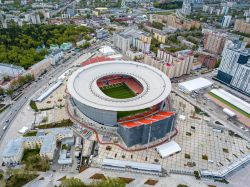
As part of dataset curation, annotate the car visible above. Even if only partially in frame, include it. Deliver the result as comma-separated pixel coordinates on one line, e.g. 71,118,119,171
5,119,9,123
3,125,7,131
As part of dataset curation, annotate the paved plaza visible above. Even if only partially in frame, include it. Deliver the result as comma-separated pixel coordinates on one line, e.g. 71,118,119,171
36,81,67,110
92,93,250,173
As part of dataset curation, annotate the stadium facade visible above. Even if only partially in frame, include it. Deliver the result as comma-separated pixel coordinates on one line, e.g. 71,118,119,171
67,60,176,147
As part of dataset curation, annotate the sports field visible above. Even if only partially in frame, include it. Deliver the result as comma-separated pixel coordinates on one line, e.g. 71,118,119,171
100,83,136,99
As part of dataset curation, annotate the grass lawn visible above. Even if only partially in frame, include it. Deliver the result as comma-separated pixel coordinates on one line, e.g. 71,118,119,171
0,104,10,113
208,92,250,118
36,119,73,129
22,148,40,162
117,108,148,119
23,131,37,137
101,83,136,99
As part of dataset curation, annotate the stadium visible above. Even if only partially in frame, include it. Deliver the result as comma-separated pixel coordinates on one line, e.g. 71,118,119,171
67,60,176,147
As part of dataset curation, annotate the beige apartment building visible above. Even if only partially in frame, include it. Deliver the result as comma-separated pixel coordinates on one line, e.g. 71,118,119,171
203,30,227,55
144,49,194,79
152,15,201,30
234,19,250,34
154,32,167,43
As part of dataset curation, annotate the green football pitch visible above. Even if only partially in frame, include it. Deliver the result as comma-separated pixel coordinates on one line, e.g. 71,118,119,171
100,83,136,99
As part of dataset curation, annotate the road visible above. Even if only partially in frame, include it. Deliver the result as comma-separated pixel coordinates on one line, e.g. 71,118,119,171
0,41,102,141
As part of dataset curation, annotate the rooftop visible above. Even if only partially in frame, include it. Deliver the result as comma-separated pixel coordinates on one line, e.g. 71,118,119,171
121,111,174,128
3,138,23,157
67,61,172,111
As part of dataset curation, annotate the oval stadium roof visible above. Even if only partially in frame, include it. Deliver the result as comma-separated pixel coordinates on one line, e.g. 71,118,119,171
67,61,171,111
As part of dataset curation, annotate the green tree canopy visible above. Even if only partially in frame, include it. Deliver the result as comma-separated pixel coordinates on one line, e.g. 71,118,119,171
0,24,94,69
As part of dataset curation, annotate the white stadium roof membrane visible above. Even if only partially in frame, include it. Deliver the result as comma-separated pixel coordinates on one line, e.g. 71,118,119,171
211,89,250,114
67,61,171,111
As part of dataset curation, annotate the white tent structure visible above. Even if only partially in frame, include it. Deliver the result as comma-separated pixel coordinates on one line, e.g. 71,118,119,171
155,141,181,158
99,46,115,56
179,115,186,121
223,108,236,117
178,78,213,93
18,126,29,134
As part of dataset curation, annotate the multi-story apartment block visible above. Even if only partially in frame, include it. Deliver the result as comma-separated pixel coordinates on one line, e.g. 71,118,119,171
216,44,250,95
113,33,131,53
144,49,194,79
181,0,203,15
197,54,217,69
154,32,167,43
203,30,227,55
151,15,201,31
113,29,151,53
132,34,151,53
234,19,250,35
221,15,232,28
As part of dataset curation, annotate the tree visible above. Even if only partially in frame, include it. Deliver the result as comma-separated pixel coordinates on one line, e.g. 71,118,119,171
3,75,10,81
60,178,85,187
6,88,14,98
24,154,50,172
0,87,4,96
80,42,90,49
0,24,94,69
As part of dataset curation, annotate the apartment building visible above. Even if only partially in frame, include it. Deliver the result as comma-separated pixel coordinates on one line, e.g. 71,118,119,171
152,15,201,31
197,54,217,69
234,19,250,34
217,44,250,95
144,49,194,79
203,30,227,55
